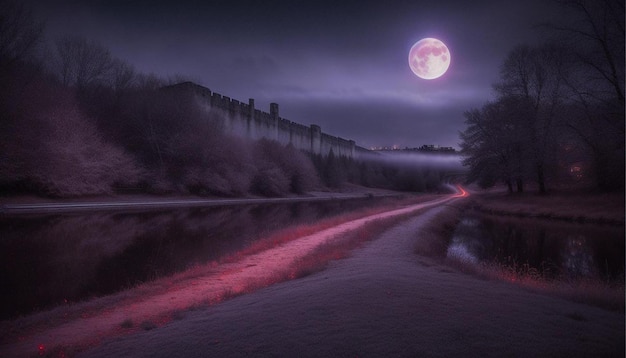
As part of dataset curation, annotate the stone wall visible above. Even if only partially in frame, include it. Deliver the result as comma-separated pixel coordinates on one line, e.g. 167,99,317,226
168,82,368,158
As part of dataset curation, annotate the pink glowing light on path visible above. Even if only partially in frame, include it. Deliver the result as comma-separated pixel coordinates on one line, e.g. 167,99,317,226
453,185,469,198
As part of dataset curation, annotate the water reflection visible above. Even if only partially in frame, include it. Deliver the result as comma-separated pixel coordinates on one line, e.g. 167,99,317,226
0,198,382,320
562,234,596,278
448,214,624,282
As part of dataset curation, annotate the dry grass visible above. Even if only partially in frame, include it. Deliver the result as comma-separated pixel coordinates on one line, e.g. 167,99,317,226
183,207,434,312
448,259,625,313
415,202,625,313
217,194,441,265
413,203,464,258
284,209,429,279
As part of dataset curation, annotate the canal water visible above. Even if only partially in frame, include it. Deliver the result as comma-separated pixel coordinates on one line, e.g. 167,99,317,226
447,214,625,283
0,197,388,320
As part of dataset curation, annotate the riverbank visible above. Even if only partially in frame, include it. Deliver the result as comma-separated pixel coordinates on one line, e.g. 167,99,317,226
467,187,625,225
0,184,408,214
416,204,625,313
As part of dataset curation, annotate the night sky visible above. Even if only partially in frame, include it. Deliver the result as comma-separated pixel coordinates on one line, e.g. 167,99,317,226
28,0,564,149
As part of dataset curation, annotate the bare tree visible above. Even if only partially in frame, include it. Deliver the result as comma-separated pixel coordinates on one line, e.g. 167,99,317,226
0,0,43,66
460,97,530,193
546,0,625,190
494,44,568,193
111,58,136,94
551,0,624,106
54,36,115,89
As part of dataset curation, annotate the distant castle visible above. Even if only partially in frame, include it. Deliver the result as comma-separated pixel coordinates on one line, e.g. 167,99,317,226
166,82,370,158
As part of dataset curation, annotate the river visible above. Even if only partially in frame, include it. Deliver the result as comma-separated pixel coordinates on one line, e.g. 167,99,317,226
447,213,624,283
0,197,392,320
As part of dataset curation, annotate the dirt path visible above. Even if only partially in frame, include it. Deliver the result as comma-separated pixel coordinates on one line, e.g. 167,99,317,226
80,202,624,357
1,195,456,357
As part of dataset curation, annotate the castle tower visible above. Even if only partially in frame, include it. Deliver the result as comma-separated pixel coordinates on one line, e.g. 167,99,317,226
310,124,321,154
248,99,255,116
270,103,279,140
247,99,254,137
270,103,279,119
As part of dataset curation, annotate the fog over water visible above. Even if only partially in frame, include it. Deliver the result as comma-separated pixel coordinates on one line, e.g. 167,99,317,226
374,152,463,169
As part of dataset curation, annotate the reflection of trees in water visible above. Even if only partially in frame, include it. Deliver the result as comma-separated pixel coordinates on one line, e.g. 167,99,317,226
446,218,484,264
562,234,596,278
0,199,378,319
447,214,623,281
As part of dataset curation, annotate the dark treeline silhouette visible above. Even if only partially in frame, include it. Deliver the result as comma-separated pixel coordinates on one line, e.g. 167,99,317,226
460,0,624,194
0,0,456,198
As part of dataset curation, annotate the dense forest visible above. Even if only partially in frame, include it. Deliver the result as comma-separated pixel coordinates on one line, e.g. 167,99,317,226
0,0,459,198
459,0,624,193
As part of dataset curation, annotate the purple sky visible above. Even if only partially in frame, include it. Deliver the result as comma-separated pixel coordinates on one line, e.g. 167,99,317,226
29,0,563,149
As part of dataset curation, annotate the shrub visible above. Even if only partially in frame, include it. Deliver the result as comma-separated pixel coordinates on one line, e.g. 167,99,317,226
0,79,144,197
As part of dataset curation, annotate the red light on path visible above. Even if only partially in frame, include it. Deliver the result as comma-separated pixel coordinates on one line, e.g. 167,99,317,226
453,185,469,197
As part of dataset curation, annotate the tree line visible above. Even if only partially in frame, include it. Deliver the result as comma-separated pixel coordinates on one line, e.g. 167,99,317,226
460,0,624,193
0,0,458,198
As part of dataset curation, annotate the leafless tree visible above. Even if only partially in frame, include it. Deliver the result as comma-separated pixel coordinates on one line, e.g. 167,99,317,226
111,58,136,94
551,0,624,106
460,97,531,192
53,36,115,89
494,44,568,193
546,0,625,190
0,0,43,66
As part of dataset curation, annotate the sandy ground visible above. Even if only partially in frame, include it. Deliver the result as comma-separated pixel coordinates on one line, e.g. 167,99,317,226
78,203,624,357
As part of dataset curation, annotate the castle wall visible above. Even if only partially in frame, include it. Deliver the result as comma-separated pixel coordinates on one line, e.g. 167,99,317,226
175,82,366,158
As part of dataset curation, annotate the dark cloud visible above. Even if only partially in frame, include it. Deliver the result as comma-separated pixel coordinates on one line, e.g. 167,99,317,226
28,0,564,149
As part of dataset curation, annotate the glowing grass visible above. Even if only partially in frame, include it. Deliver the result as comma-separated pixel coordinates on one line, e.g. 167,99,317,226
217,194,441,265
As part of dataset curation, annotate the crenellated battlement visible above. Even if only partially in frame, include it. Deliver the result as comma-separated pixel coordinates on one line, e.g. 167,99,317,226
166,82,366,158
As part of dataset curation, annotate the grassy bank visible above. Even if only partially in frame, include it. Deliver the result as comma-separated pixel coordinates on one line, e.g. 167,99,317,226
467,189,624,225
415,200,625,312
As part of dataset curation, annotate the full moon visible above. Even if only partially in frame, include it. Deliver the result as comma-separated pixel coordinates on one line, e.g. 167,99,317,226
408,38,451,80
